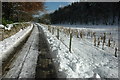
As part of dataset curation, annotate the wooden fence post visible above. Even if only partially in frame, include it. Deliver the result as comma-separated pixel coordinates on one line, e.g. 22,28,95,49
57,28,59,39
52,27,54,35
94,36,96,46
115,47,117,57
102,33,106,50
48,25,50,32
108,33,111,47
108,39,111,47
77,30,79,38
97,37,100,47
69,31,72,52
80,31,82,39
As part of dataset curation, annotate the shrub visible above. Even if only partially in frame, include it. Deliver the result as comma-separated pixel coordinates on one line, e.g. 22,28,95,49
2,18,13,26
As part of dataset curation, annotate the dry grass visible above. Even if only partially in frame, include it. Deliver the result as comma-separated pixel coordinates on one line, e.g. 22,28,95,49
0,23,31,41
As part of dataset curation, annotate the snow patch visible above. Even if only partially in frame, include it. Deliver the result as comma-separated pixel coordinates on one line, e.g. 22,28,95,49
0,24,4,28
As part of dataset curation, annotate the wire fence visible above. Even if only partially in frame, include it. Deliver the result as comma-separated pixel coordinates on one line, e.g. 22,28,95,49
42,24,118,57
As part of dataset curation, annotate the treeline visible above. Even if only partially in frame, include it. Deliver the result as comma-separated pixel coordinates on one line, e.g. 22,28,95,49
2,2,44,25
50,2,119,25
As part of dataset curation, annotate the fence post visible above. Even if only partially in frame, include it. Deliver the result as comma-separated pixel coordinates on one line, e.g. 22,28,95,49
52,27,54,35
108,33,111,47
94,36,96,46
69,31,72,52
80,31,82,39
97,37,100,47
48,25,50,32
115,47,117,57
108,39,111,47
57,28,59,39
77,30,79,38
69,28,71,34
102,33,106,50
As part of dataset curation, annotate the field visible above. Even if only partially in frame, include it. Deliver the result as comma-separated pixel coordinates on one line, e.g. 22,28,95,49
40,24,119,78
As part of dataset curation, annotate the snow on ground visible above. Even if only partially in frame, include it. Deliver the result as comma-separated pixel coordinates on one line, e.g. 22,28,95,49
3,25,39,78
3,22,31,30
0,24,4,28
53,24,118,47
39,23,118,78
53,24,118,28
59,32,118,78
0,24,33,62
5,24,13,30
19,25,39,78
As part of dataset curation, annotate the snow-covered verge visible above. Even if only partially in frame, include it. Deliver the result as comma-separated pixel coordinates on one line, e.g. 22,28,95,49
38,23,94,78
38,23,118,78
0,22,32,41
0,23,33,68
4,22,31,30
0,24,4,28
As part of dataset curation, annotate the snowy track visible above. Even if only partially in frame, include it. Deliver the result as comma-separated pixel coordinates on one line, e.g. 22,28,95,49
2,25,39,78
1,24,58,79
1,23,118,79
1,24,33,74
35,24,57,78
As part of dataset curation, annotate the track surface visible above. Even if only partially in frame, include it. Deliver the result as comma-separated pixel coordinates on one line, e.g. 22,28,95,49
35,24,57,78
2,24,57,79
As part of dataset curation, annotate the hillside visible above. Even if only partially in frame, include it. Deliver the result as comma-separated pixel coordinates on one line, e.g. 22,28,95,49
50,2,119,25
